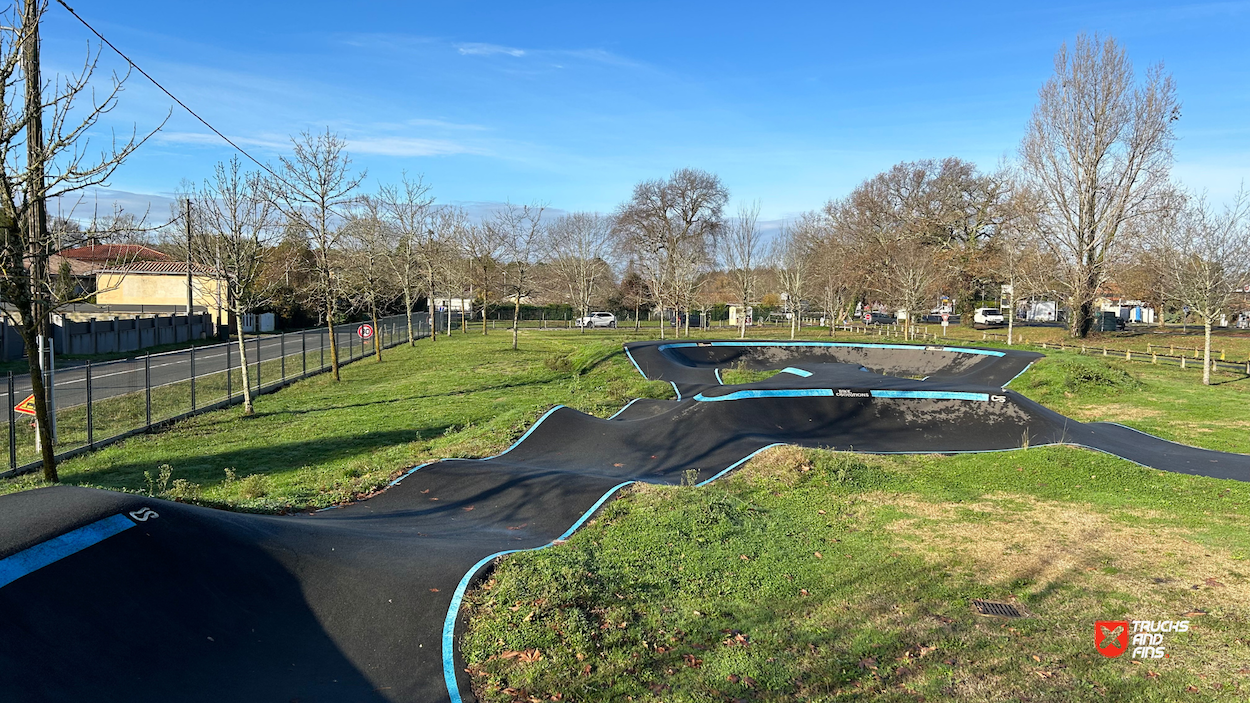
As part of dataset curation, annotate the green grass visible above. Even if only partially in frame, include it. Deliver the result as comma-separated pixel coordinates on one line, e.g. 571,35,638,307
4,326,1249,700
0,331,671,510
462,446,1250,702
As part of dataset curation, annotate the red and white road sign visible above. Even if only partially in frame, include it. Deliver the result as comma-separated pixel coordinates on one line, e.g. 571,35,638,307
14,394,36,416
357,324,374,339
864,312,872,323
941,313,950,322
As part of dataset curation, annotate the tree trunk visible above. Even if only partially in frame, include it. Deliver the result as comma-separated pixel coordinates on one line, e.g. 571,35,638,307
482,283,488,336
22,332,57,481
512,293,520,351
1203,320,1212,386
234,316,254,414
372,304,382,362
1007,299,1015,345
407,286,418,345
326,296,341,381
634,302,640,331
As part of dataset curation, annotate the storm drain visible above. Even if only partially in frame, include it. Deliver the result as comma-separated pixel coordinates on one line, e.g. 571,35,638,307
972,599,1026,618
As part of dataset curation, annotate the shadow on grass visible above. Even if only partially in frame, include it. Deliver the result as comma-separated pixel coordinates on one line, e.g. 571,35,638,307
67,428,453,489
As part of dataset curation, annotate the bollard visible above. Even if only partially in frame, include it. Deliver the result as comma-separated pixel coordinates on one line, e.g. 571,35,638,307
1126,350,1131,361
1181,356,1186,369
1152,353,1157,364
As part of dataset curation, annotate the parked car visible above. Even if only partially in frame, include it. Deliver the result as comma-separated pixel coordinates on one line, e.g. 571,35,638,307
863,311,896,325
576,311,617,328
973,307,1005,327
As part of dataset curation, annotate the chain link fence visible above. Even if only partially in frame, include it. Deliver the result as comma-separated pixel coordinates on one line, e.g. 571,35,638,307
2,312,429,478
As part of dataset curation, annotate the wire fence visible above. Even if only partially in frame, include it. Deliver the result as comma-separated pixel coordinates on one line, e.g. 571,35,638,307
2,312,430,479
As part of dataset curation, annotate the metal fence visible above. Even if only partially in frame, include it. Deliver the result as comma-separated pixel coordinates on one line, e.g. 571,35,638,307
1,312,430,478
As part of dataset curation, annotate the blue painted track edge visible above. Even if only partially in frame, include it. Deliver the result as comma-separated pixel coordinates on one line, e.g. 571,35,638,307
0,514,135,589
442,480,636,703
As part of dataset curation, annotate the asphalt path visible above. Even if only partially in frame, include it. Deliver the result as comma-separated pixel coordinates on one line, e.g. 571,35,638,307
1,339,1247,702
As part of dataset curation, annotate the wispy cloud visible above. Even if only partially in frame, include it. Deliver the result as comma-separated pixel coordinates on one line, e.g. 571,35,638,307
457,42,526,57
154,131,290,152
346,136,489,157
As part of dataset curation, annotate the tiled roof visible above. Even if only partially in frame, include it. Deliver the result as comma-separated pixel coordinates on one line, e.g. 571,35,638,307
101,260,216,275
57,244,173,262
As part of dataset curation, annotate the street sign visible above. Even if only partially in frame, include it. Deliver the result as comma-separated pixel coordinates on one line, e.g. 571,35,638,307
357,324,374,339
14,394,36,416
864,312,872,323
941,313,950,322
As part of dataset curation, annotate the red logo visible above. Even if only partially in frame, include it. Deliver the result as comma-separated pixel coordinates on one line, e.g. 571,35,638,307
1095,620,1129,657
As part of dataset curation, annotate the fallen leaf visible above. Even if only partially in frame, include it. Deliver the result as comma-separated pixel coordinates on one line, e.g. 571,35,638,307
814,552,823,559
463,505,475,511
1203,577,1226,588
518,649,542,663
1186,686,1200,692
739,555,750,561
858,657,877,670
818,510,826,515
742,675,757,688
799,588,810,596
683,654,703,668
727,674,740,683
507,524,528,530
420,489,430,494
1032,655,1041,662
429,588,439,592
1184,610,1208,617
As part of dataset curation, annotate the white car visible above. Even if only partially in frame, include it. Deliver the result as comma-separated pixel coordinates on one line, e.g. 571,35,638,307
576,311,617,328
973,307,1005,326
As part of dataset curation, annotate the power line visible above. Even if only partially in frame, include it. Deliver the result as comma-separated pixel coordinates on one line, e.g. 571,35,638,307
54,0,284,185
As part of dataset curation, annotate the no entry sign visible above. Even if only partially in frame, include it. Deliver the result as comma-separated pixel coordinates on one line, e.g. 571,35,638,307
357,324,374,339
864,312,872,323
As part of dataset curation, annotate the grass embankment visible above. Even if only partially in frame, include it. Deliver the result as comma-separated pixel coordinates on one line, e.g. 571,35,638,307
0,331,671,510
463,446,1250,702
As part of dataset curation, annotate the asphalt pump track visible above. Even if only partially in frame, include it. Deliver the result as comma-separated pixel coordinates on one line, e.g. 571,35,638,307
2,339,1247,702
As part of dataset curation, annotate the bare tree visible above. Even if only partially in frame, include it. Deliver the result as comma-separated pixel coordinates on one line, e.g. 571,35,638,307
1162,190,1250,385
613,168,728,339
266,130,365,380
546,212,614,333
771,217,815,340
0,1,163,479
377,175,435,345
491,203,546,350
190,157,280,414
721,202,763,338
1020,33,1180,338
460,219,504,336
342,196,396,363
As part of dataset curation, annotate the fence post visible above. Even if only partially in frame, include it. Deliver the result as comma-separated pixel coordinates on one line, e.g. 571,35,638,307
86,361,94,447
7,372,15,473
144,353,152,428
301,330,307,376
189,346,196,411
226,339,232,399
281,332,286,381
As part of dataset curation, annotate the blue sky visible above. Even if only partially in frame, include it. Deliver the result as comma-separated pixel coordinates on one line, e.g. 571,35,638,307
42,1,1250,223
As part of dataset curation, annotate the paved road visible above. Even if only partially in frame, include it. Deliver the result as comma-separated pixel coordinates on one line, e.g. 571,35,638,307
4,315,417,417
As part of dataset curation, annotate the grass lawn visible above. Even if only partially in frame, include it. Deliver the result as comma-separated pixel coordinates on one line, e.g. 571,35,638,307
463,446,1250,702
3,326,1249,700
0,330,672,510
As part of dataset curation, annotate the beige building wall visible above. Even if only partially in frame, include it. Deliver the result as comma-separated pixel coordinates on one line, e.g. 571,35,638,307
96,272,227,323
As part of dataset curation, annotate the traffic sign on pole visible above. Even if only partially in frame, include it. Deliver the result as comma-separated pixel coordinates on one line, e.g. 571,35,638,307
357,324,374,339
14,394,36,416
864,312,872,324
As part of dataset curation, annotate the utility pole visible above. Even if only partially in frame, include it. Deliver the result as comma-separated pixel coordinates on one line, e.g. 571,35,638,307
185,198,194,316
23,0,57,481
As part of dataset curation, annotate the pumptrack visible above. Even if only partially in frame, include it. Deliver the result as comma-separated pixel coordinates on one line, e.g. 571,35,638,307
2,339,1248,702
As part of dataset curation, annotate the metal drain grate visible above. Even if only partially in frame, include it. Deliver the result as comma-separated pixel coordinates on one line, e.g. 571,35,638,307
972,599,1026,618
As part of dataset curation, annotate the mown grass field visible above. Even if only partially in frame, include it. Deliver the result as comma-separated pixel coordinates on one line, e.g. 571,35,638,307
2,326,1248,701
465,446,1250,702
